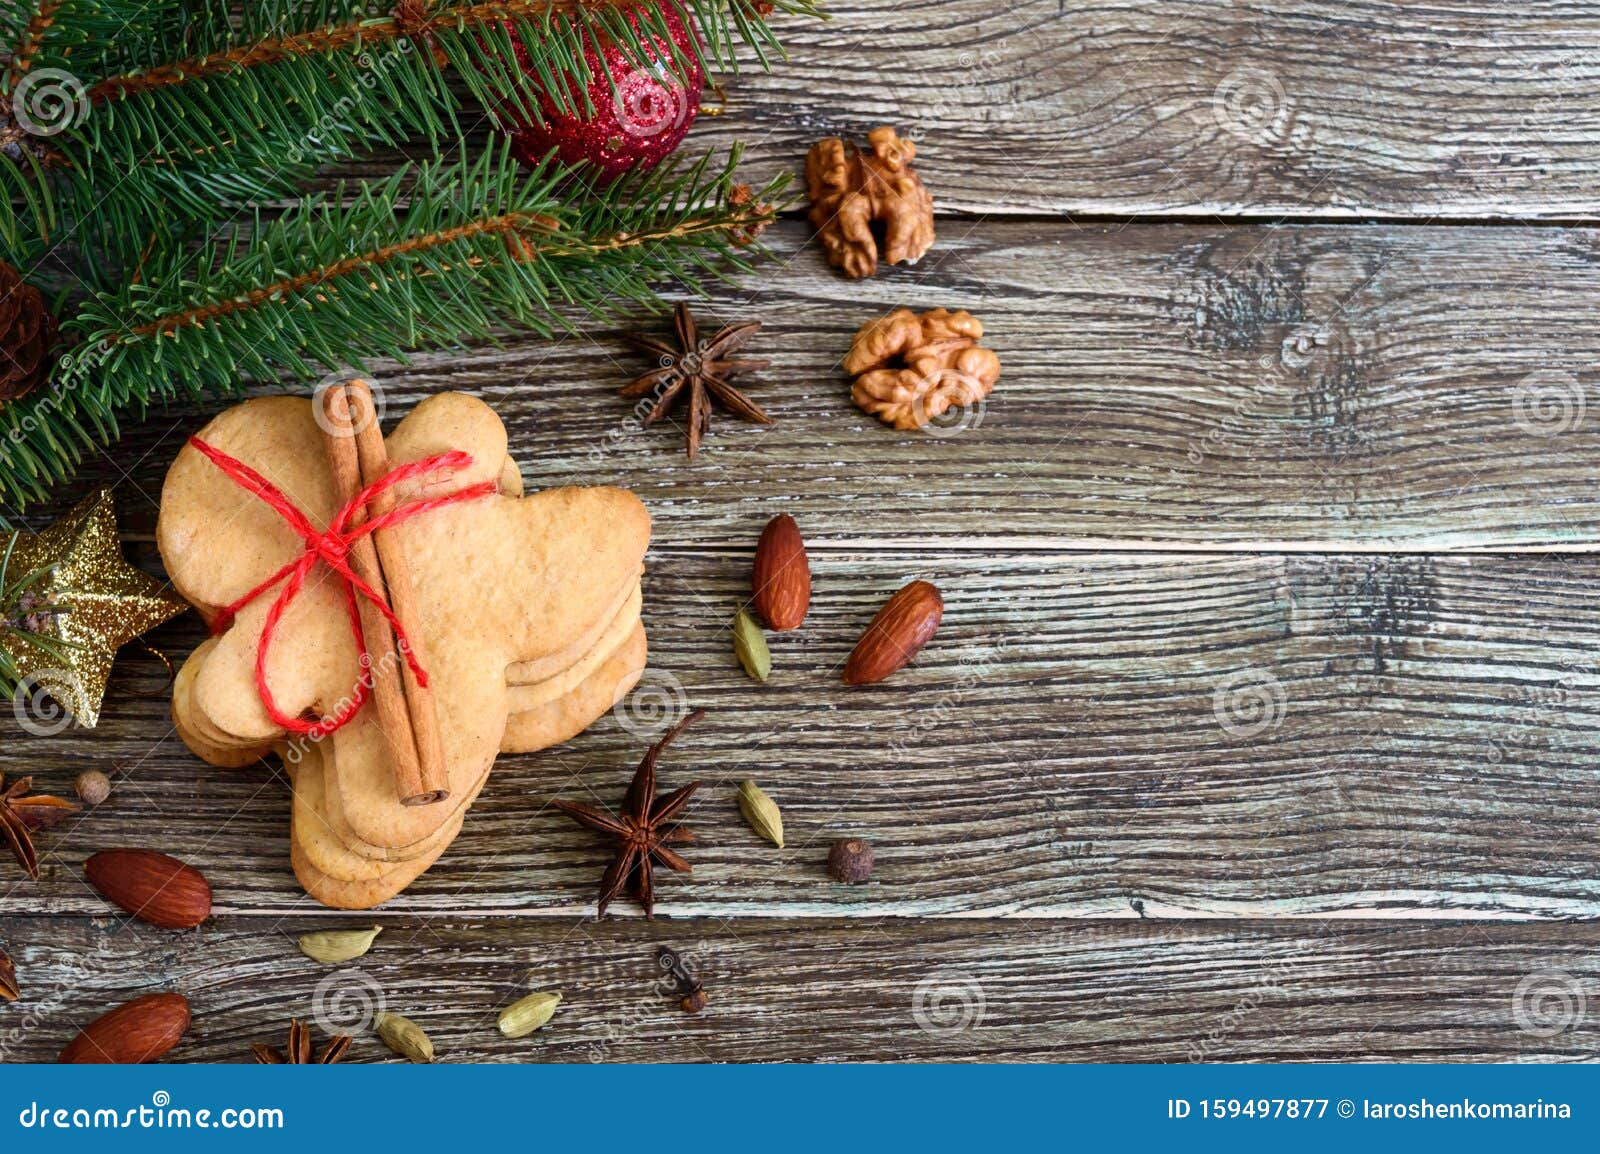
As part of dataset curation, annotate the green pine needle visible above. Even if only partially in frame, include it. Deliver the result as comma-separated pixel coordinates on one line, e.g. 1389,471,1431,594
0,532,73,697
0,0,815,524
1,0,820,264
0,141,784,511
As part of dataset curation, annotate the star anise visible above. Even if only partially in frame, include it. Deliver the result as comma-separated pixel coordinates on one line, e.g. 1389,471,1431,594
0,947,18,1002
551,710,705,918
0,773,77,880
250,1019,352,1064
622,302,772,459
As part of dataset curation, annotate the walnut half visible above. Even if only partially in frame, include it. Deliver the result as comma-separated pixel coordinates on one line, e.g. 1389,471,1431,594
805,127,935,279
844,308,1000,431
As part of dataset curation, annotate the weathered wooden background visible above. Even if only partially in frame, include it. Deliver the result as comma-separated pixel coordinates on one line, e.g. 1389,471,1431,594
5,0,1600,1062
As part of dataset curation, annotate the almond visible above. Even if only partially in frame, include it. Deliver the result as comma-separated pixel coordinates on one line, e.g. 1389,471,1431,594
843,580,944,685
58,992,190,1064
84,849,212,929
751,513,810,631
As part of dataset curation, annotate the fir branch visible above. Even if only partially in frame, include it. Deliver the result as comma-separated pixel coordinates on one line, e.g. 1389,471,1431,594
0,142,782,512
125,211,565,340
88,0,622,101
2,0,817,266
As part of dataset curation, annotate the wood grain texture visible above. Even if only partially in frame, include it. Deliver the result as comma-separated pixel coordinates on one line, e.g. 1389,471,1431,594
0,917,1593,1062
12,0,1600,1065
739,0,1600,218
330,1,1600,219
61,220,1600,550
5,549,1599,919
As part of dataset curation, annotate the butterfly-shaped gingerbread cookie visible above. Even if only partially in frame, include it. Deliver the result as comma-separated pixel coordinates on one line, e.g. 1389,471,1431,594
159,393,650,906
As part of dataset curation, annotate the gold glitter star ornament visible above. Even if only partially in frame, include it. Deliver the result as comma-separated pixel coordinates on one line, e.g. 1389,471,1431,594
2,490,190,728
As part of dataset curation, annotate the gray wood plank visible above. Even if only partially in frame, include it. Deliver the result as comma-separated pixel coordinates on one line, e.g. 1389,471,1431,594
326,0,1600,219
4,549,1599,919
73,219,1600,550
723,0,1600,218
1,916,1595,1062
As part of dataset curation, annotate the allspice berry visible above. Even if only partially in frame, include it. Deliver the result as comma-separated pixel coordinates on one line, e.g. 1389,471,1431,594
827,838,874,883
75,770,111,806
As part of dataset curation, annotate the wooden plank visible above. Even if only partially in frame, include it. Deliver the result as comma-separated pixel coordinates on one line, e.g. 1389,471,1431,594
5,549,1600,919
71,220,1600,550
0,916,1594,1062
715,0,1600,218
329,2,1600,219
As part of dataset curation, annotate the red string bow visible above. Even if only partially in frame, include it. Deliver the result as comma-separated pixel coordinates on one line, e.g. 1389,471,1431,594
187,435,497,738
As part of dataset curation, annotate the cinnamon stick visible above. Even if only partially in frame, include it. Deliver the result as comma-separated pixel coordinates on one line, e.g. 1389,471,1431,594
317,383,443,807
345,381,450,808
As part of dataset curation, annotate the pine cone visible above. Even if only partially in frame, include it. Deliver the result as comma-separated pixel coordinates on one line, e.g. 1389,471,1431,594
0,262,58,405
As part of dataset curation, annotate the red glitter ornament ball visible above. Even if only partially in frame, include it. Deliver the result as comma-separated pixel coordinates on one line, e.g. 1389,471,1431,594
502,7,704,181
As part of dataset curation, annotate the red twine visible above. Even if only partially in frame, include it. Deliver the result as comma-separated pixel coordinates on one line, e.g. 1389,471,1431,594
187,435,496,738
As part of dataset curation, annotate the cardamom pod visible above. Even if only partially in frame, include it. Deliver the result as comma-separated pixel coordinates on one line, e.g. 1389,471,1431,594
298,925,382,964
375,1011,434,1063
732,607,772,682
497,991,561,1039
737,779,784,848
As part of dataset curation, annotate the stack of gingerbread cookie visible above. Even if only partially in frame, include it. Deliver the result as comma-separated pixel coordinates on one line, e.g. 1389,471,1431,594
158,387,650,909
